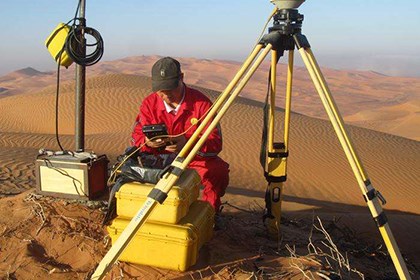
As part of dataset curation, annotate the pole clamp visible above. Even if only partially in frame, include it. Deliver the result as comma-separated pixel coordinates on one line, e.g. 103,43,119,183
147,188,168,204
363,181,387,205
374,212,388,227
268,142,289,158
264,172,287,183
168,157,185,176
268,151,289,158
168,166,183,176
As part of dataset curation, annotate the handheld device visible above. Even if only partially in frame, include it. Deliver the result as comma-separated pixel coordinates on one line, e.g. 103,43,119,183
142,124,169,139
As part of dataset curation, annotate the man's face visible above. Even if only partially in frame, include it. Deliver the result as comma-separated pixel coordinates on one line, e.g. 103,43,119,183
157,89,177,104
157,79,183,104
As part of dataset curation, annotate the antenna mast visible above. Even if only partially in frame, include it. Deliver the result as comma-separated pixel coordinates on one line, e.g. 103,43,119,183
75,0,86,151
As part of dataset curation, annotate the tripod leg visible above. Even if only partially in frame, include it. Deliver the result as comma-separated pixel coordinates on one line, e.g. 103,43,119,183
284,50,294,148
294,34,411,280
264,50,294,236
90,43,272,280
264,49,283,235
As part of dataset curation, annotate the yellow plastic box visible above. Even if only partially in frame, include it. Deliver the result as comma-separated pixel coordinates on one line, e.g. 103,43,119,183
107,200,215,271
179,200,215,249
45,23,74,68
116,168,201,223
108,219,197,271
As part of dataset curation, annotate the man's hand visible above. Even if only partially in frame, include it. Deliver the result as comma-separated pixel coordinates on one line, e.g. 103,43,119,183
165,135,187,154
145,137,168,149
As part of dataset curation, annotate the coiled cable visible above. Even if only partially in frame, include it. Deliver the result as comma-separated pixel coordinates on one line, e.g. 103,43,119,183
65,22,104,66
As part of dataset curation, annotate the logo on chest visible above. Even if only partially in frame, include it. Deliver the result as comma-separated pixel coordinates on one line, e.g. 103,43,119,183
190,118,199,125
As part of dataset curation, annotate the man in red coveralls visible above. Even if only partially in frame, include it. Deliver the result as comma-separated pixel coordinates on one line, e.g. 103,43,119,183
131,57,229,213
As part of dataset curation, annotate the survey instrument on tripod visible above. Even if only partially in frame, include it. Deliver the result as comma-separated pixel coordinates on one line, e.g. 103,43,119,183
91,1,411,279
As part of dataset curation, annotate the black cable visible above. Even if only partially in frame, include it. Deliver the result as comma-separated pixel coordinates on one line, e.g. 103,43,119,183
66,0,104,68
55,50,65,151
44,159,88,197
65,24,104,66
53,1,81,152
73,0,81,26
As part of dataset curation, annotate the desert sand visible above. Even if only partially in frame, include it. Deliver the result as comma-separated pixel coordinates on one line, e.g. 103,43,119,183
1,55,419,141
0,58,419,279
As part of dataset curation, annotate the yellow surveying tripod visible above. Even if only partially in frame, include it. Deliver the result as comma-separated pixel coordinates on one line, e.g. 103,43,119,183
91,1,412,279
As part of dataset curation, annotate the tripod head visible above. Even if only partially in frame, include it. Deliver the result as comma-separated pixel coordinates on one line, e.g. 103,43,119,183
269,9,303,35
269,0,305,35
270,0,305,9
260,5,305,53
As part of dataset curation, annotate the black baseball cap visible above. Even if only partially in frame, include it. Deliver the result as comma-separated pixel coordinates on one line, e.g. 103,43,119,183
151,57,182,92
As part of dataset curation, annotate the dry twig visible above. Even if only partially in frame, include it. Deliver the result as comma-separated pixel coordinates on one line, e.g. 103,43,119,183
28,197,47,235
314,217,364,279
285,216,365,280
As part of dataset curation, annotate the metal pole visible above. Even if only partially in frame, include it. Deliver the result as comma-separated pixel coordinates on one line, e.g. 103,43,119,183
75,0,86,151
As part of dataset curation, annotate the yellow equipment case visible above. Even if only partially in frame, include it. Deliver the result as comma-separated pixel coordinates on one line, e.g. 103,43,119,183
115,168,201,223
45,23,74,68
178,200,215,249
107,200,215,271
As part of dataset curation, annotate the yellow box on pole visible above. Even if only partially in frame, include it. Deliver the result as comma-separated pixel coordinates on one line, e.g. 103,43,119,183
45,23,74,68
107,200,215,271
115,168,201,223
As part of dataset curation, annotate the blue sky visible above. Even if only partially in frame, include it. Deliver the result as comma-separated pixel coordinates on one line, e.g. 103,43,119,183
0,0,419,77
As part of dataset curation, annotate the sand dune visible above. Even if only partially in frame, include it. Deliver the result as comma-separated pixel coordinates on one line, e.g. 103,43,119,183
0,71,419,279
347,99,420,140
2,74,418,212
1,55,419,140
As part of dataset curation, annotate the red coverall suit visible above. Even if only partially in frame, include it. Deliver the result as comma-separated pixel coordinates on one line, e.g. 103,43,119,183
131,85,229,211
